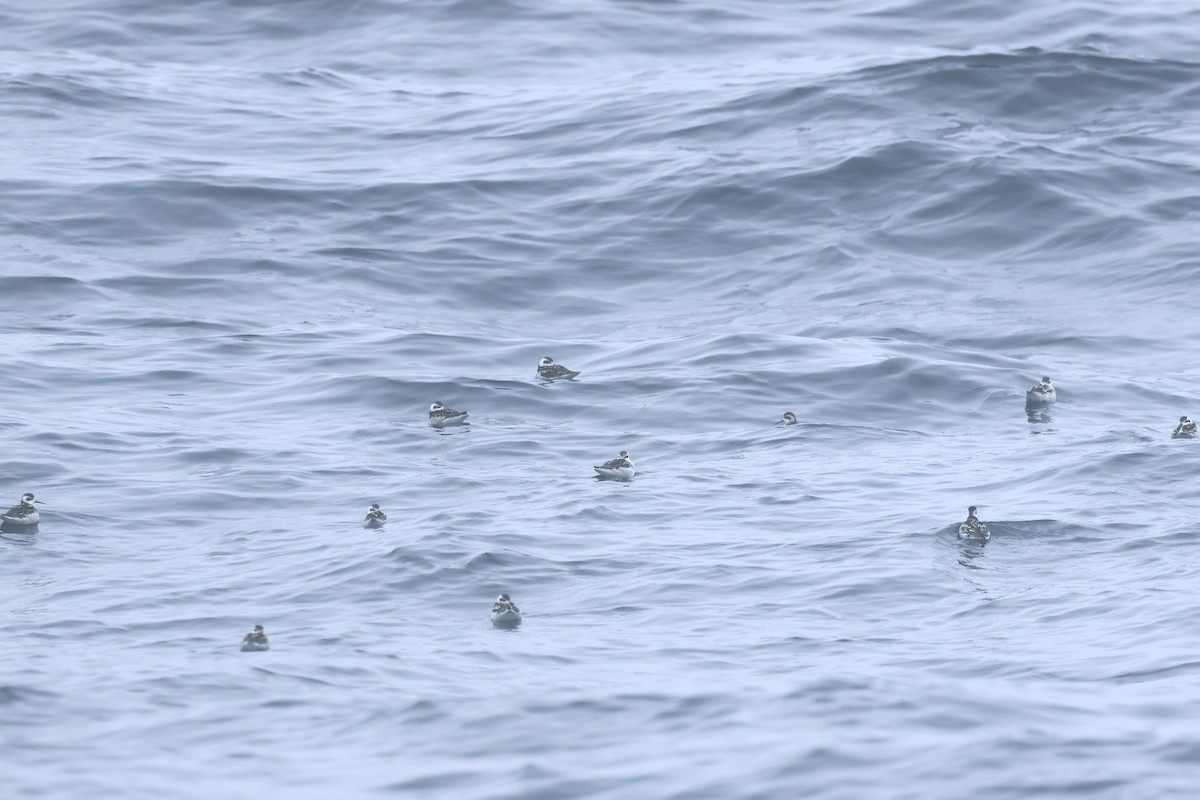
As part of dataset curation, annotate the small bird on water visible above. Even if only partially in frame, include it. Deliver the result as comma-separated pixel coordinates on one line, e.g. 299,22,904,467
491,594,522,628
1025,376,1056,406
363,503,388,529
958,505,990,541
537,356,580,381
593,450,635,480
1,493,41,526
429,401,469,428
240,624,270,652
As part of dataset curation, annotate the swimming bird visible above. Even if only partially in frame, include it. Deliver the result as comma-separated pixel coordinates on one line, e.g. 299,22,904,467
1,493,40,526
537,356,580,381
958,506,990,541
240,624,270,652
1025,376,1056,406
594,450,635,480
778,411,798,426
1173,416,1197,439
491,594,522,628
429,401,469,427
363,503,388,529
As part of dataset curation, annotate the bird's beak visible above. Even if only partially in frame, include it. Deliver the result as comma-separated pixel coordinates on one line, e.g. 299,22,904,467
34,500,44,504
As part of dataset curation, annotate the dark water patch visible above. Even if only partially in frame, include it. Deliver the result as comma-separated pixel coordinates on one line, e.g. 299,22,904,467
856,50,1198,130
944,332,1156,358
132,257,312,283
878,169,1092,260
312,246,404,264
0,71,161,112
0,274,110,305
259,68,356,90
384,771,483,793
85,316,238,334
0,527,40,543
0,684,57,706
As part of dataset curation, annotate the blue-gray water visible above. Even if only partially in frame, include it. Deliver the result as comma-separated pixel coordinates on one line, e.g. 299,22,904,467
4,1,1200,797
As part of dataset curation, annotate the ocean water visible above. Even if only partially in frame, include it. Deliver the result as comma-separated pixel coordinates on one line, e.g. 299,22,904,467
4,0,1200,797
